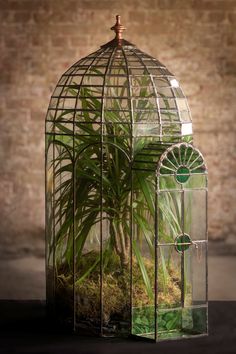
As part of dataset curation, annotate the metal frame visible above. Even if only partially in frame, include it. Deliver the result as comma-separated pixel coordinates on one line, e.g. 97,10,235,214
155,142,208,341
45,15,208,341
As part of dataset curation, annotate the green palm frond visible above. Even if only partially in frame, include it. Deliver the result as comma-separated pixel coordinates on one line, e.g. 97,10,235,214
47,68,184,301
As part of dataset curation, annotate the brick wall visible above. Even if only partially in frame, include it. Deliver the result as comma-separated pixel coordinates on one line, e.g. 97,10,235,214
0,0,236,254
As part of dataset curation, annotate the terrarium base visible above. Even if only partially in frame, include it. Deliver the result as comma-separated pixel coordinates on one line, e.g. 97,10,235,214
49,252,183,337
132,304,207,341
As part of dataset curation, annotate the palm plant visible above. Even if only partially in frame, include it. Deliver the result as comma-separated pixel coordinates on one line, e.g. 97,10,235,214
46,66,191,335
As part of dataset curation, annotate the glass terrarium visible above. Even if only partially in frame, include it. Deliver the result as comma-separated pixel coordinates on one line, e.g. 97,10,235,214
45,16,208,341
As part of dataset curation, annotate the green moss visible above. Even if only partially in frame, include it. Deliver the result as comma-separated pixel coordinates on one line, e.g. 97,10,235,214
55,251,182,327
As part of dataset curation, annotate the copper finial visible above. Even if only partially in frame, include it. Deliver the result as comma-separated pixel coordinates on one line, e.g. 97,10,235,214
111,15,126,42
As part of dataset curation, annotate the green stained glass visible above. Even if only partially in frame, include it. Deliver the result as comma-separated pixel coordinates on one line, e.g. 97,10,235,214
175,234,191,253
176,166,190,183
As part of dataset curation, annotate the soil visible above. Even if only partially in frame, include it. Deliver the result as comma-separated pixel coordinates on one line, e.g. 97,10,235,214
54,251,182,331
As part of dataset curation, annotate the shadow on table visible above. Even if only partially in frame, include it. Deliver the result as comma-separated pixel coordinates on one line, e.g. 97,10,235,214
0,301,235,354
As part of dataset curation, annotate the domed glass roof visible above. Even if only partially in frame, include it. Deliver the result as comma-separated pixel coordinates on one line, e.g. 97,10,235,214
46,15,192,142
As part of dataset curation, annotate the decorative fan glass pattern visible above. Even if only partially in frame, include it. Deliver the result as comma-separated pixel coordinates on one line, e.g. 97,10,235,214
158,143,206,183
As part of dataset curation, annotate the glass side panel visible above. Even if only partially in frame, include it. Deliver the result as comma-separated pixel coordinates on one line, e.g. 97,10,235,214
75,122,101,136
191,243,207,305
75,216,101,334
182,305,207,335
158,173,207,191
101,139,131,337
156,245,182,338
52,108,75,122
76,97,102,111
158,245,181,310
158,190,182,244
105,75,129,88
51,135,74,329
131,85,155,98
159,97,177,109
184,174,207,189
162,123,181,141
180,110,191,122
105,98,129,110
103,123,131,137
153,152,208,341
158,175,180,190
184,190,207,241
183,245,192,306
105,86,129,98
57,97,77,110
157,305,207,340
156,87,174,97
156,244,207,340
82,75,104,86
131,170,156,340
133,123,160,137
54,122,74,135
133,110,159,123
104,110,131,122
160,111,179,122
75,110,101,123
132,98,157,111
74,142,102,334
102,52,133,331
132,241,207,340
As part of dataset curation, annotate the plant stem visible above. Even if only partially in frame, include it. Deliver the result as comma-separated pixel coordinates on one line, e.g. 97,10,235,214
117,221,128,268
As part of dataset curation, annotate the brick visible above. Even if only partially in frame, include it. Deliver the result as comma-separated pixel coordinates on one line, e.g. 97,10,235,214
222,59,236,75
157,0,195,9
207,11,226,23
130,10,147,23
51,36,66,47
13,11,32,23
79,0,126,9
228,12,236,24
0,0,236,252
193,0,236,11
225,33,236,46
2,0,49,11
